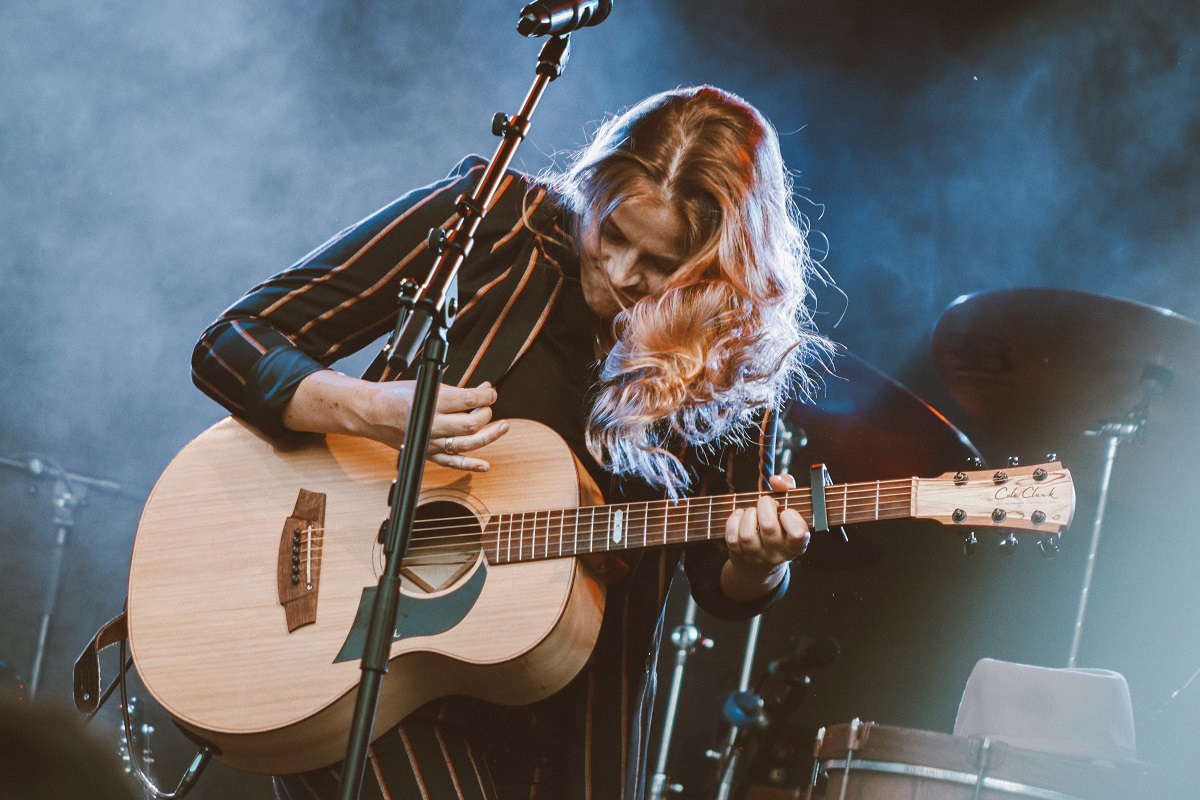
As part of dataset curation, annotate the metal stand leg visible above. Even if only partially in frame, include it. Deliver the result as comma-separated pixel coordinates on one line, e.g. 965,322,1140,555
29,477,81,701
714,614,763,800
649,597,711,800
1067,436,1119,668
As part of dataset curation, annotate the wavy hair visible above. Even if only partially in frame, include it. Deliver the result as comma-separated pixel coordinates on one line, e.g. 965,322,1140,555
551,86,830,497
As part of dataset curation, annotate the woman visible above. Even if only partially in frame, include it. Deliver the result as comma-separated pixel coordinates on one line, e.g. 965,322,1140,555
193,85,827,800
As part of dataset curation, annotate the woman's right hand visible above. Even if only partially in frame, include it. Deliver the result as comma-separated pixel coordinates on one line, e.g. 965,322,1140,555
282,370,509,472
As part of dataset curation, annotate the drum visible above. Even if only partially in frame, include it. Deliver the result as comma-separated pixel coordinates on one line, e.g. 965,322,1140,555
805,720,1168,800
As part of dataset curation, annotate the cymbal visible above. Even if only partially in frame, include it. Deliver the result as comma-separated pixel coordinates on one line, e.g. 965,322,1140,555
784,349,981,484
932,288,1200,501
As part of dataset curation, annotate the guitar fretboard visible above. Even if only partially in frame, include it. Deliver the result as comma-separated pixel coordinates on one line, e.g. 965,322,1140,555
478,480,915,565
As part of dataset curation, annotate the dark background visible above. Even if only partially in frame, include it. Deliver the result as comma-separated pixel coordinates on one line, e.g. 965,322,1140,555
1,1,1197,796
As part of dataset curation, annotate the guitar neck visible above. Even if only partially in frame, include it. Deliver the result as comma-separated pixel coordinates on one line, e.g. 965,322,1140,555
479,479,914,565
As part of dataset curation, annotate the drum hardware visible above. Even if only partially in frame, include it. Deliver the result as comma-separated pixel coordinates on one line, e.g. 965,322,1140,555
116,637,212,798
805,721,1158,800
933,288,1200,667
1066,365,1168,666
711,614,765,800
648,596,713,800
712,636,841,800
119,695,157,800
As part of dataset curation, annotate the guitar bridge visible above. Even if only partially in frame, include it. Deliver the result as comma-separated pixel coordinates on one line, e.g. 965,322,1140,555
277,489,326,632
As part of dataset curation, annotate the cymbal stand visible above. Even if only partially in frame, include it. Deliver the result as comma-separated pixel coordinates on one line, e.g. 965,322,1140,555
648,597,712,800
0,454,123,700
1069,365,1170,667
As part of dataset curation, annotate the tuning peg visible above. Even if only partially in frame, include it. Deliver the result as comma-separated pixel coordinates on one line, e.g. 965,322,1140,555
1038,536,1061,559
962,531,978,557
1043,452,1058,463
998,532,1018,556
1007,455,1020,467
966,456,984,468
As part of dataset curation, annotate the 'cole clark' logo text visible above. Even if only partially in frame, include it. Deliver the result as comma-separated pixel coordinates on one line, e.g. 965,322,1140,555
995,486,1059,501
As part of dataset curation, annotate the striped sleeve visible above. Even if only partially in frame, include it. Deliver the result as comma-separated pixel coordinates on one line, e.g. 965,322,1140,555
190,156,523,437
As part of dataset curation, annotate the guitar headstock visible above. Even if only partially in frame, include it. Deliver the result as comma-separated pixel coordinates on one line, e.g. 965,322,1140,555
913,462,1075,536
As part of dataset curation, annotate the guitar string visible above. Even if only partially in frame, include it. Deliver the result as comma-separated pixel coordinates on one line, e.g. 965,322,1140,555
272,478,1024,547
284,495,1036,569
275,485,1044,552
318,473,1048,545
272,474,1061,560
277,495,919,557
279,487,918,542
355,474,1053,543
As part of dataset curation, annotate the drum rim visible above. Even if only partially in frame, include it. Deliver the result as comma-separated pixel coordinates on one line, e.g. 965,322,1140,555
821,757,1090,800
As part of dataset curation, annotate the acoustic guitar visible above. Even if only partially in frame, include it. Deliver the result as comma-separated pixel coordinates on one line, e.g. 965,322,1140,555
126,417,1074,774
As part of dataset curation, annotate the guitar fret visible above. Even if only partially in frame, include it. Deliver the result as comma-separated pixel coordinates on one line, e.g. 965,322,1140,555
874,480,880,520
662,501,670,545
542,510,548,559
573,508,579,557
592,506,604,551
531,511,538,560
504,514,512,564
521,512,529,562
588,506,597,554
632,503,646,551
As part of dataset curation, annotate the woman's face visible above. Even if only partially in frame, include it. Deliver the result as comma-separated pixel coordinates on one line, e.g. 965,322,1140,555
579,194,687,322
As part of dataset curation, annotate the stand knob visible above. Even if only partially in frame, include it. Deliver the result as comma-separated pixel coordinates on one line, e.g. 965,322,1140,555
723,691,765,728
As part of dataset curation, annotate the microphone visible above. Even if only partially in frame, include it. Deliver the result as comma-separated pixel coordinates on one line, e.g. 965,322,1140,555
517,0,613,37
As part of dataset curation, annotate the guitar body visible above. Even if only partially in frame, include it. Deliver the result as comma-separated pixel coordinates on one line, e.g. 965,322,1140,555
127,417,606,774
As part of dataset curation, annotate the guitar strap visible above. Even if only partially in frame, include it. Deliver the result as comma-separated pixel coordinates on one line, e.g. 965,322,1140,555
73,609,127,713
441,233,565,389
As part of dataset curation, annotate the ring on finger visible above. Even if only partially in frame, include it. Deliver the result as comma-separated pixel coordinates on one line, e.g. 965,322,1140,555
444,436,456,455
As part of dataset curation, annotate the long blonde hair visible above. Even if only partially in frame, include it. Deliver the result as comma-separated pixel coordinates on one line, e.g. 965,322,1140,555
552,86,829,496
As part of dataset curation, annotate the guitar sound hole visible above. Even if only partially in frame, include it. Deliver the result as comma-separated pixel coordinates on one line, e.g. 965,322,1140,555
401,500,483,594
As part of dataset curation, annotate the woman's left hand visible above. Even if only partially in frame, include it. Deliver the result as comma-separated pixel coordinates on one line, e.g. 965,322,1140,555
720,473,810,603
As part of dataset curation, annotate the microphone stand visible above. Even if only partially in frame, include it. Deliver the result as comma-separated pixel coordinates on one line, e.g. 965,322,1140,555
336,33,573,800
0,453,124,701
